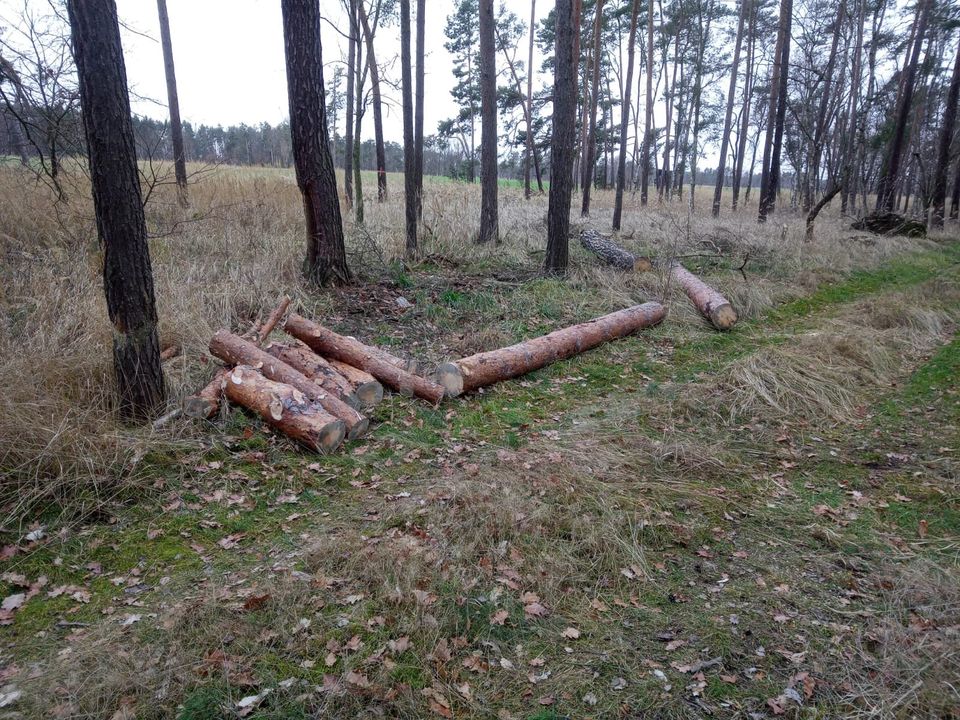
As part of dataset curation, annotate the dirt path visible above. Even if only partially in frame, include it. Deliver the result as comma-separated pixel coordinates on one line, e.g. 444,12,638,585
2,243,958,719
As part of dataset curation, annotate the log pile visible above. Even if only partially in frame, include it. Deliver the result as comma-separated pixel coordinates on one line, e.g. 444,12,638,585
183,297,667,454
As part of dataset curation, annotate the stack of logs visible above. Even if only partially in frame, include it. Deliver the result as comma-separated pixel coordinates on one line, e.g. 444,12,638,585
183,296,669,454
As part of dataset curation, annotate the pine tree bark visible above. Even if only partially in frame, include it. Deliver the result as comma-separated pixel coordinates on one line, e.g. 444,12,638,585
281,0,351,285
757,0,793,223
640,0,654,205
731,0,757,210
400,0,418,255
67,0,165,421
544,0,583,275
841,0,865,213
414,0,426,219
581,0,606,217
325,358,385,408
930,35,960,229
264,342,359,407
875,0,930,212
524,0,537,199
712,0,747,217
613,0,640,230
344,0,357,208
358,0,388,201
436,302,666,397
478,0,499,243
156,0,188,206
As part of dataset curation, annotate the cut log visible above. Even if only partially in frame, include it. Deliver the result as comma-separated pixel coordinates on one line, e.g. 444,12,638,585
184,368,227,419
435,301,667,397
359,343,418,374
667,262,738,331
285,314,445,405
224,366,346,453
851,212,926,238
579,229,653,271
209,330,369,439
326,358,385,409
264,342,359,407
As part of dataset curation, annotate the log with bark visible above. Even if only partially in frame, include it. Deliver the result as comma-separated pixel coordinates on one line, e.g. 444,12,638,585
579,229,653,271
435,301,667,397
223,366,346,453
667,262,738,331
209,330,369,439
284,314,445,405
325,358,385,409
264,342,360,408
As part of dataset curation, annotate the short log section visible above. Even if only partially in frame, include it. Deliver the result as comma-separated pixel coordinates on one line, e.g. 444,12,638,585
224,366,346,453
667,263,738,331
326,358,385,409
209,330,369,439
435,301,667,397
265,342,360,408
580,229,653,271
285,314,445,405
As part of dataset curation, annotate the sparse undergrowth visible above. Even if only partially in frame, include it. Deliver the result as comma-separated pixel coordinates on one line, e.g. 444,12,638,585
1,165,958,719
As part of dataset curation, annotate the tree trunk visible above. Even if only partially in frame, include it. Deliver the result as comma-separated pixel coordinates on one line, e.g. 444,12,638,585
613,0,640,230
400,0,418,255
805,181,841,241
951,156,960,220
524,0,537,199
358,0,388,201
841,0,864,213
281,0,351,285
478,0,499,243
354,36,366,224
581,0,606,217
640,0,655,205
757,0,792,223
224,366,346,454
344,0,356,208
414,0,426,219
712,0,747,217
326,358,385,408
284,314,445,404
731,0,757,210
67,0,165,421
265,342,359,407
805,0,844,213
930,35,960,229
545,0,582,276
156,0,188,206
436,302,666,397
210,330,369,439
875,0,930,212
580,229,652,271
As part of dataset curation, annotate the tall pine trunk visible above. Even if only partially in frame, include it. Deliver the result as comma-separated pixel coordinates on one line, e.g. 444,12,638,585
478,0,499,243
156,0,188,206
930,35,960,228
613,0,640,230
344,0,357,208
640,0,654,205
67,0,165,420
804,0,844,212
712,0,747,217
841,0,864,213
581,0,606,216
757,0,792,223
731,0,757,209
414,0,425,219
358,0,388,201
281,0,351,285
545,0,583,275
400,0,417,255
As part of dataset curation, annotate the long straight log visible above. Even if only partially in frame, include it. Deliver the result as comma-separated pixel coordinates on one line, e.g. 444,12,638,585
224,366,346,453
325,358,385,408
209,330,369,439
435,302,667,397
284,314,445,405
667,263,737,331
265,342,359,407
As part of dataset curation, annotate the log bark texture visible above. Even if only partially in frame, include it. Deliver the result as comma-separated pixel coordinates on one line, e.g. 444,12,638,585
209,330,369,439
435,302,666,397
224,366,345,453
667,263,738,331
184,368,227,419
326,358,385,408
265,342,359,407
285,314,444,404
580,229,653,271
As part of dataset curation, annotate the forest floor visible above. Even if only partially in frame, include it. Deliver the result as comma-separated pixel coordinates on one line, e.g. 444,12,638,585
0,166,958,719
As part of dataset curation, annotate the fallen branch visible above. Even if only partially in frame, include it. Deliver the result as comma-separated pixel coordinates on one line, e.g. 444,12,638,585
223,366,346,453
284,314,445,405
209,330,369,439
435,302,667,397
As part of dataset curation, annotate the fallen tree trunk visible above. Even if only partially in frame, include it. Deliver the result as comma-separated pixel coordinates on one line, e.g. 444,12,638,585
224,366,346,453
667,263,738,331
285,314,445,405
209,330,369,439
804,182,841,242
265,342,360,408
435,302,667,397
579,229,653,271
850,212,926,238
325,358,385,409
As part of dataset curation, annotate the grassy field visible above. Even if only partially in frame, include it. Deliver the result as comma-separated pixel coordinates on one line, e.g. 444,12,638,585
0,163,957,718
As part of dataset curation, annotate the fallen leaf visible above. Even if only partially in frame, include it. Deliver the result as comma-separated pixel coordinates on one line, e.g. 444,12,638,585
560,626,580,639
490,609,509,626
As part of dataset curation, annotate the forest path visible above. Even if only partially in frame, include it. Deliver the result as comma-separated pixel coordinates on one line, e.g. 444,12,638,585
3,241,959,719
